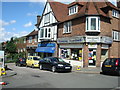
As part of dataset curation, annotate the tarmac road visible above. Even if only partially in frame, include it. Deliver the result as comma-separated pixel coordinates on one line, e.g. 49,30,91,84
2,63,119,89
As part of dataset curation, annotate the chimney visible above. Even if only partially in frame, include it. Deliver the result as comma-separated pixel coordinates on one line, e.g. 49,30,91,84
37,15,41,25
117,0,120,9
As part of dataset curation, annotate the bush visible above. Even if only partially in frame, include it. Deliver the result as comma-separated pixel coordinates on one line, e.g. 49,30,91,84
5,59,16,63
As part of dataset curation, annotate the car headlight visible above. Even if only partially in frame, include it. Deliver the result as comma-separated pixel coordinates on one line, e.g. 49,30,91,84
34,62,38,65
58,64,63,67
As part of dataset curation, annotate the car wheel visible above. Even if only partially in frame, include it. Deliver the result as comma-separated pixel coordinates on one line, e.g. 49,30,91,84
26,65,28,67
15,63,17,66
18,64,21,67
39,64,43,70
31,64,34,68
52,66,56,73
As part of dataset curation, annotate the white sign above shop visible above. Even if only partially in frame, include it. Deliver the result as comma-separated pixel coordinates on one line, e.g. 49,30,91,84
86,36,101,43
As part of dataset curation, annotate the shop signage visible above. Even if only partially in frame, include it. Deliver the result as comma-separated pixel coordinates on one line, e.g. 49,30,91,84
57,36,84,44
88,44,97,48
38,43,55,47
60,44,83,48
101,44,109,49
86,36,100,43
101,36,113,44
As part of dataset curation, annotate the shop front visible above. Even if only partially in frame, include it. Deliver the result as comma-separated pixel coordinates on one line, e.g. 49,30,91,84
35,43,56,58
57,36,84,67
57,36,113,67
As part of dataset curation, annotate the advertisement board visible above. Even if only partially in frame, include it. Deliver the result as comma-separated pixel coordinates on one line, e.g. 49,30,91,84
0,51,4,68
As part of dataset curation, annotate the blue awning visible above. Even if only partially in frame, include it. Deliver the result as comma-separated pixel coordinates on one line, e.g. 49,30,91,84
35,47,55,53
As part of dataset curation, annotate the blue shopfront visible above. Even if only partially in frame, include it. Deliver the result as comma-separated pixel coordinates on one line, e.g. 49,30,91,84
36,43,56,58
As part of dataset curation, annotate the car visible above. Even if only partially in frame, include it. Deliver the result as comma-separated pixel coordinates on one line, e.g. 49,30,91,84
26,56,40,68
39,57,72,72
15,58,26,67
101,58,120,75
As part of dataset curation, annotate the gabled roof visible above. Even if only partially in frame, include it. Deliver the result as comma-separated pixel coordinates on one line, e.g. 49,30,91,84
26,30,38,37
43,0,119,23
48,0,68,22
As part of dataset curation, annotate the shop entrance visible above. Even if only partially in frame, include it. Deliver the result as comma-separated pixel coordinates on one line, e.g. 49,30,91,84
88,49,96,66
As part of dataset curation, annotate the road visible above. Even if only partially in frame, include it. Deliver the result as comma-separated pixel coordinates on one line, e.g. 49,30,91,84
2,63,119,89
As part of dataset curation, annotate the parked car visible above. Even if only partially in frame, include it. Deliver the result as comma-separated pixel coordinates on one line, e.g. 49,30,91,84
39,57,72,72
26,56,40,68
15,58,26,67
101,58,120,75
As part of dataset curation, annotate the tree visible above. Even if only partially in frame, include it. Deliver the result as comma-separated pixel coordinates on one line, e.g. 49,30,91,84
5,39,16,54
5,37,17,60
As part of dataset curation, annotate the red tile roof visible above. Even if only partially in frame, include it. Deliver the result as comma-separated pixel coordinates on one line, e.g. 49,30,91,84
26,30,38,37
49,0,68,22
47,0,119,22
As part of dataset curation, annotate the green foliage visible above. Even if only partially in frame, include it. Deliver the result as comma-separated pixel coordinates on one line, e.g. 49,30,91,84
5,41,17,53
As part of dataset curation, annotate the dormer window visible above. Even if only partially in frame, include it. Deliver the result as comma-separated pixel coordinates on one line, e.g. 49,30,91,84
112,9,119,18
69,5,78,15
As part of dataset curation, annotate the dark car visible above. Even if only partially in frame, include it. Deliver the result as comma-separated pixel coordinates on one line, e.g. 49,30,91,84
15,58,26,67
39,57,72,72
101,58,120,75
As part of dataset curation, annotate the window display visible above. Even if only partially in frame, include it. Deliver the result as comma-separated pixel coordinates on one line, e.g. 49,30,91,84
60,48,82,61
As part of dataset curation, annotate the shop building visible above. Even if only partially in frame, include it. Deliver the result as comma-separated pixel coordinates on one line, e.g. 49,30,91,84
37,0,68,58
16,36,27,57
26,30,38,56
57,1,120,67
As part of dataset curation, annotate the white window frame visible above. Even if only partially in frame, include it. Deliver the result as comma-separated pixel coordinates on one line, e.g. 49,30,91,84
29,36,32,43
63,21,72,33
112,9,119,18
112,30,120,41
34,35,37,43
69,5,78,15
24,38,26,43
86,16,100,32
40,28,44,38
39,27,51,39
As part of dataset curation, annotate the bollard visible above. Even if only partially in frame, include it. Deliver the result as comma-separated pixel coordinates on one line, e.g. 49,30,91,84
0,68,6,76
77,66,81,71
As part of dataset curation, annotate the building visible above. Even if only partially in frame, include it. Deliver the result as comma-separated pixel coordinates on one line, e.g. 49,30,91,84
117,0,120,58
26,30,38,56
57,0,120,67
36,0,68,58
16,36,27,57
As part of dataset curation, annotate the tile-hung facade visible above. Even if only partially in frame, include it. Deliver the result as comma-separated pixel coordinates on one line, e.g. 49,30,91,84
26,30,38,56
16,36,27,57
36,0,68,58
57,0,120,67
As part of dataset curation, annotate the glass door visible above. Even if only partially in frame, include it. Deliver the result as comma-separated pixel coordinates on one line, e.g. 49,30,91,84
88,49,96,66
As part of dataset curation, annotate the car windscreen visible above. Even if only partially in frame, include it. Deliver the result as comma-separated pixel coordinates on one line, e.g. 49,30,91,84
51,58,65,62
33,57,40,60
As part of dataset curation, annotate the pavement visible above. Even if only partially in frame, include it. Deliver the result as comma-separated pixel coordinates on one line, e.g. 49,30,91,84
1,64,101,78
72,66,102,74
1,66,17,78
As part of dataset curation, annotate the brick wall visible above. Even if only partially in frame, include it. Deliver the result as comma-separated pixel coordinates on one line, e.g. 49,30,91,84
58,17,86,38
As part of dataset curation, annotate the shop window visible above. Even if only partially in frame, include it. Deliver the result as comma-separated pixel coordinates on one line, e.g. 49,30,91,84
88,49,96,66
60,48,82,61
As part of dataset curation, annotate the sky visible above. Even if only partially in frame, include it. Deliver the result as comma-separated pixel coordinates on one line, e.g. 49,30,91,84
0,0,117,43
